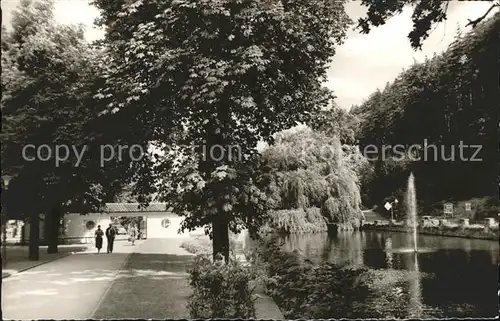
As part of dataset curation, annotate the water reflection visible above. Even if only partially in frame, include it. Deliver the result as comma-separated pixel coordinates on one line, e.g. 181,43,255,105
277,231,499,318
406,252,423,318
385,237,393,269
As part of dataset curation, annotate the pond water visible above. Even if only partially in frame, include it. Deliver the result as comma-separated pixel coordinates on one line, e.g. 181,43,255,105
276,231,499,318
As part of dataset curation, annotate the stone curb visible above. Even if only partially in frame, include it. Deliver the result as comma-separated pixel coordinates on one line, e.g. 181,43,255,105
249,279,285,319
2,251,76,279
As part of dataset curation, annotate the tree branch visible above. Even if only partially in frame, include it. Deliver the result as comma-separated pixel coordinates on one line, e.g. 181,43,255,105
466,2,499,28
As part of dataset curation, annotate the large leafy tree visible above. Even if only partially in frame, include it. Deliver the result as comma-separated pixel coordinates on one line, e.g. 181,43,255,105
93,0,351,261
358,0,499,50
261,128,364,233
1,0,146,258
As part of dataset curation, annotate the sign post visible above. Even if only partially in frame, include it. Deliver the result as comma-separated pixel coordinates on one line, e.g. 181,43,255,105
384,202,393,220
393,198,398,220
444,203,453,217
385,199,398,221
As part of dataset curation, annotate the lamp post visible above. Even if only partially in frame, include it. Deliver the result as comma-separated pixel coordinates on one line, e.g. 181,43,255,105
391,198,399,221
2,175,12,268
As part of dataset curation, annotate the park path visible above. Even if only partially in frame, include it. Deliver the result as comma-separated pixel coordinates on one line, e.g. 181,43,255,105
1,240,139,320
91,238,195,319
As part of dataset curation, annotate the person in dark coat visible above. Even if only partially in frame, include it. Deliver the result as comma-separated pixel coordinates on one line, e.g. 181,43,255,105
105,224,116,253
95,225,104,254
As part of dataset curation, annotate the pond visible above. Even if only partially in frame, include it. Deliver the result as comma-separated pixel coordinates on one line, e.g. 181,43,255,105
276,231,499,318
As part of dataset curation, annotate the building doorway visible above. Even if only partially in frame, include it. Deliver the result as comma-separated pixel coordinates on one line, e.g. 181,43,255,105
114,216,147,239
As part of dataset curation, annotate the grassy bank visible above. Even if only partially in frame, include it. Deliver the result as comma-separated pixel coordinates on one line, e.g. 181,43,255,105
362,223,499,241
2,245,89,278
179,234,241,256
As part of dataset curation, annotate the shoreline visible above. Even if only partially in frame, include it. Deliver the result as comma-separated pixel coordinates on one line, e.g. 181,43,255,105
361,224,499,241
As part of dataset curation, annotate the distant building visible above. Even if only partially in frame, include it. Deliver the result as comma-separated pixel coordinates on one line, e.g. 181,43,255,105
22,203,205,244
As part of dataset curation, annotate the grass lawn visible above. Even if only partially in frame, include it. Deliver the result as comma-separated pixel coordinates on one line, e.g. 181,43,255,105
2,245,89,278
91,252,195,319
180,233,246,256
180,235,212,254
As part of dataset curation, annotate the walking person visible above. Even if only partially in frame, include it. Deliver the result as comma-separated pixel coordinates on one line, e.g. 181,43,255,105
129,224,137,245
95,225,104,254
105,223,116,253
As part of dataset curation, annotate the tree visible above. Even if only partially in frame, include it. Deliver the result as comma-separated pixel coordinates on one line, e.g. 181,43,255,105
92,0,351,261
357,0,499,50
113,184,139,203
309,104,361,145
308,105,373,210
260,128,364,233
1,0,145,258
2,0,78,258
355,12,499,209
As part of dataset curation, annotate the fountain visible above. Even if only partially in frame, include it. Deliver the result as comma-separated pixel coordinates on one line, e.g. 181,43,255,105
407,173,418,252
386,173,434,254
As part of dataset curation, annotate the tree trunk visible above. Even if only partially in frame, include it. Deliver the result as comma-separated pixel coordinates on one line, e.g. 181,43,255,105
46,206,61,254
212,218,229,263
29,211,39,261
204,111,231,264
20,223,26,245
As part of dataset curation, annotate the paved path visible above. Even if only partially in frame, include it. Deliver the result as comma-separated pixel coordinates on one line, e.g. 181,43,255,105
2,240,139,320
92,238,195,319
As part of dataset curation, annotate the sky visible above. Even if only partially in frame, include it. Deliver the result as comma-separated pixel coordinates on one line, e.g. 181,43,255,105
2,0,497,110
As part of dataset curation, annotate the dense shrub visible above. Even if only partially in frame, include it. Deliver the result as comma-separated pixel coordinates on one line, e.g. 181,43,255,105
187,254,256,318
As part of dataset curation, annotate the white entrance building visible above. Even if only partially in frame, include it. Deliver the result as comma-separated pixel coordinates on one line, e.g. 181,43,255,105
62,203,205,243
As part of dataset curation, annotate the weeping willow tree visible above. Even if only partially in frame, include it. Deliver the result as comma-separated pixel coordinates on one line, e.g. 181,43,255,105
261,128,364,233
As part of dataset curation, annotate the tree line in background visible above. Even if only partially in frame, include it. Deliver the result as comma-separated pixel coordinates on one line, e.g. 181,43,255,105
1,0,497,262
351,11,499,216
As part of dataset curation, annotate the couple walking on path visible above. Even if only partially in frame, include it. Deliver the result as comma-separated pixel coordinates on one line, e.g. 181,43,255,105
94,224,117,254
